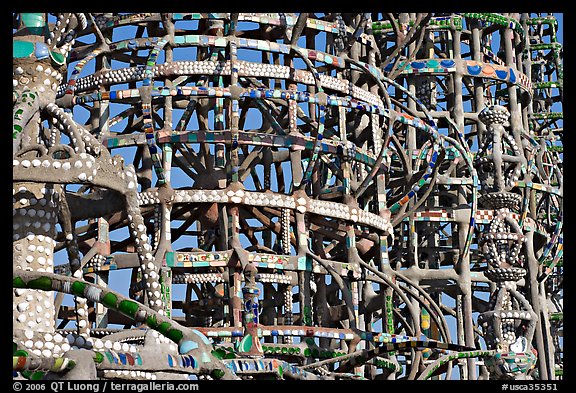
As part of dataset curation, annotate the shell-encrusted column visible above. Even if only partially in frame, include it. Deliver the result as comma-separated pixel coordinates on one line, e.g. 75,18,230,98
476,105,538,379
13,183,59,340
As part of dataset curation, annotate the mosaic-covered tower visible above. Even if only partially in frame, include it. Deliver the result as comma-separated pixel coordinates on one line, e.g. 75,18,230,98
13,13,562,381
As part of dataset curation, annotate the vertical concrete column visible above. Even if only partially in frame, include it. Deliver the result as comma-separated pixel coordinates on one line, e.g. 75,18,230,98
13,183,59,340
452,27,478,379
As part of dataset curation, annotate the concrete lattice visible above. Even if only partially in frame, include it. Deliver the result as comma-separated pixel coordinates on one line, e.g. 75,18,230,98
13,13,562,380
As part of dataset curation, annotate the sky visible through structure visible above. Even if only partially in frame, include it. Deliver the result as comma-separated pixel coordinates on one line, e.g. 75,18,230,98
49,13,563,378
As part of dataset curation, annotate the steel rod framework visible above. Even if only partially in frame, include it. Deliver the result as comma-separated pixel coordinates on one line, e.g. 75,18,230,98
13,12,562,381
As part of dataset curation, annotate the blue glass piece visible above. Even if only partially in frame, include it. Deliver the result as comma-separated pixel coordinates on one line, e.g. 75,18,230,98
179,340,199,354
34,43,49,60
495,69,508,79
440,59,456,68
467,64,482,75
